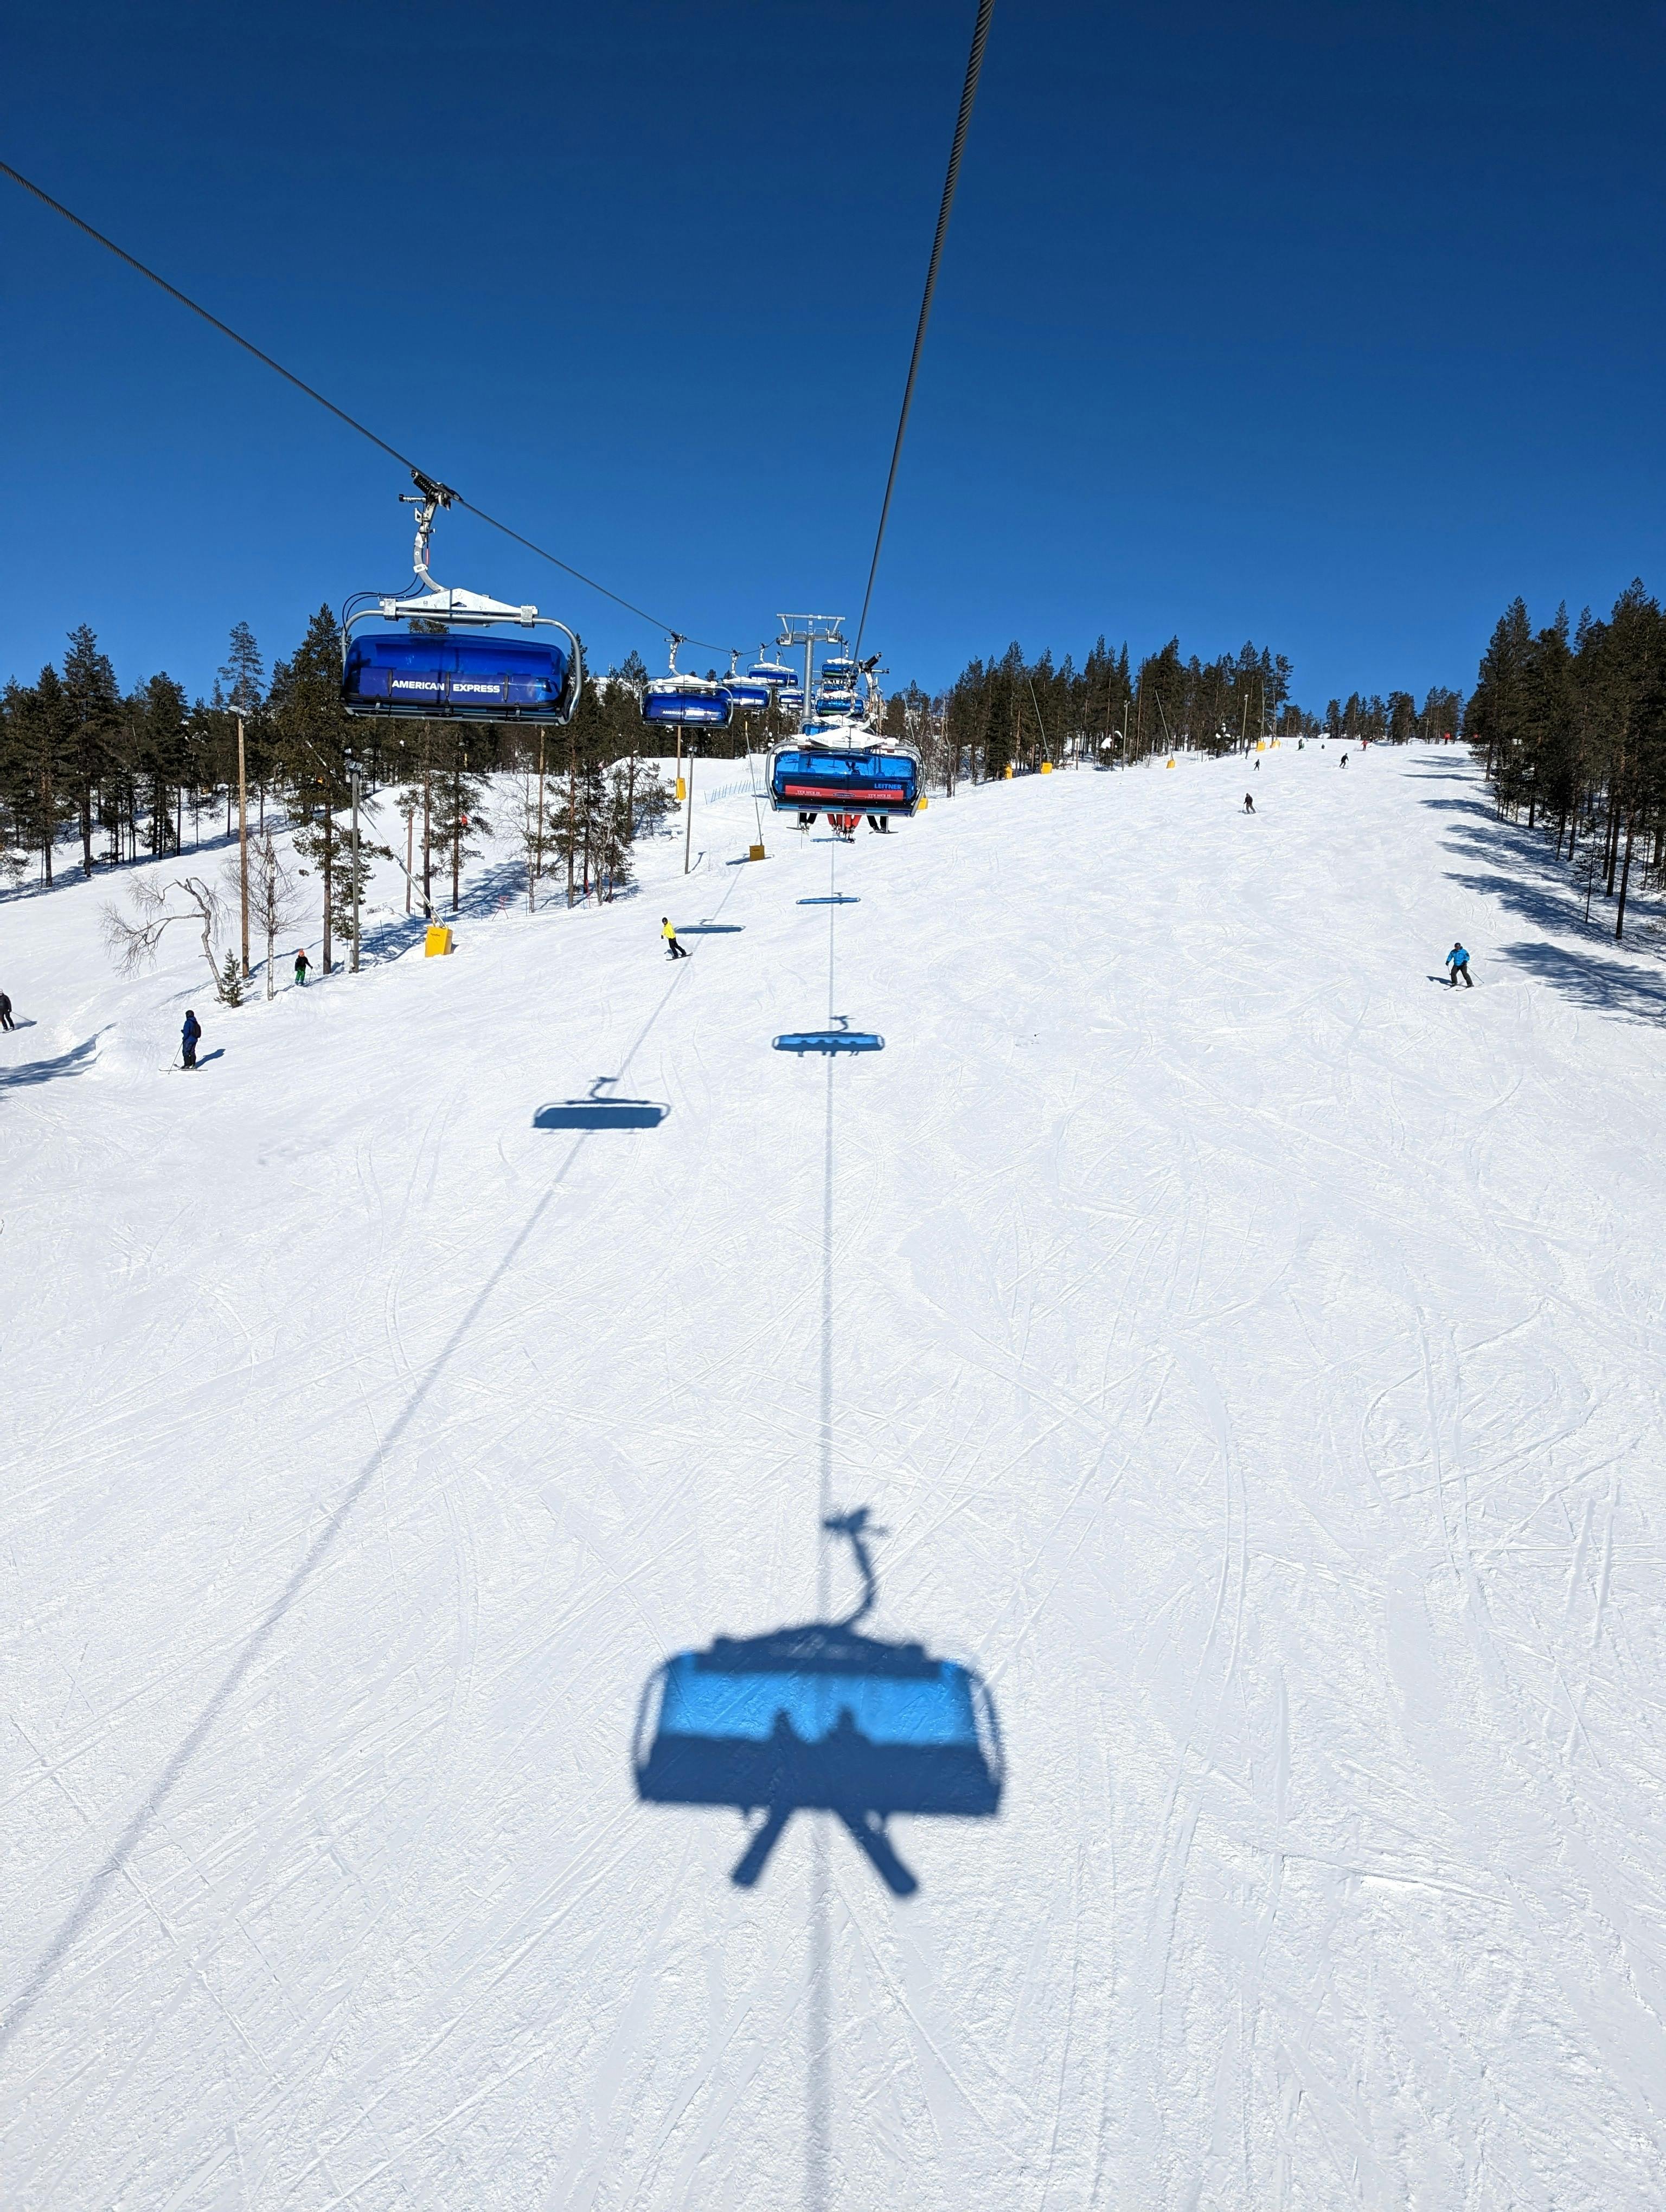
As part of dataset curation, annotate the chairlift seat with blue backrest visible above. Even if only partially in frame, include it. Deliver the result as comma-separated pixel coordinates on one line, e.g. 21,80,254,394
633,1510,1002,1894
749,659,797,687
642,638,732,729
643,678,731,728
343,630,571,721
821,655,857,683
724,674,773,711
768,742,921,816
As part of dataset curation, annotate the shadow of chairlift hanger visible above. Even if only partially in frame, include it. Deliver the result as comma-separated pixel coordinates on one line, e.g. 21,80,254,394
632,1509,1004,1896
533,1075,670,1131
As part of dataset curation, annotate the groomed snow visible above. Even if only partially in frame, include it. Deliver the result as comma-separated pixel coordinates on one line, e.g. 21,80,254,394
3,743,1664,2208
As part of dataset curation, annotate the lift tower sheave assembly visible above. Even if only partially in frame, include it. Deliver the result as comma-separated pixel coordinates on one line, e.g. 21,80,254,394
775,614,847,734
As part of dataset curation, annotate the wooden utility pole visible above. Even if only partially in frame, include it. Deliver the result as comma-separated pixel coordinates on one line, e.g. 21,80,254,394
235,710,250,976
422,764,432,913
451,752,464,914
349,758,363,974
567,735,578,907
534,730,547,908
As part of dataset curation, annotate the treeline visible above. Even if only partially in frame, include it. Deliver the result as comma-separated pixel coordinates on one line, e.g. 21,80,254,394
886,636,1463,787
0,611,795,968
1468,581,1666,941
4,603,1471,957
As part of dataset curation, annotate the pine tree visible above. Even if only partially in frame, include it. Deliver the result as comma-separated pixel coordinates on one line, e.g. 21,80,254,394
424,729,491,913
271,606,355,970
2,670,74,882
62,625,121,877
218,620,266,712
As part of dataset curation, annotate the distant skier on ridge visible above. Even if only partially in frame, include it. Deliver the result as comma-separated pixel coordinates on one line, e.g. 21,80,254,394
1446,942,1473,989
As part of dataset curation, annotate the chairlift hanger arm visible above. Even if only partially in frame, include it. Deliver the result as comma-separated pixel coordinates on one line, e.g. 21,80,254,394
823,1508,881,1628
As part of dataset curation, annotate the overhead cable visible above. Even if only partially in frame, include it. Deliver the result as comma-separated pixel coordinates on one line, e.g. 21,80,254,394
851,0,995,661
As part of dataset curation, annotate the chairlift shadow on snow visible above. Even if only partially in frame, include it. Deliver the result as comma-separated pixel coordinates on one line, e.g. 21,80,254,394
633,1510,1003,1898
676,923,744,934
773,1021,883,1055
534,1077,669,1131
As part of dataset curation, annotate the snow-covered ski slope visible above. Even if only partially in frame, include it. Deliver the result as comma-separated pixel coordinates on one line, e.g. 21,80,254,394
5,743,1666,2210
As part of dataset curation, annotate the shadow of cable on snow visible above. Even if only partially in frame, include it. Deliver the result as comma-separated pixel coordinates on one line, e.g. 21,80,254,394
1496,939,1666,1020
0,1033,101,1089
0,912,720,2061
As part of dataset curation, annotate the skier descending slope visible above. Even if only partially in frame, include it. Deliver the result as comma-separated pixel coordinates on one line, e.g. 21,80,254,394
1446,941,1473,988
662,917,689,961
181,1009,202,1070
1243,794,1255,814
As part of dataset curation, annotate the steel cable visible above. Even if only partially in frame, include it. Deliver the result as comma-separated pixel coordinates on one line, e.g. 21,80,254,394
0,157,734,653
851,0,995,661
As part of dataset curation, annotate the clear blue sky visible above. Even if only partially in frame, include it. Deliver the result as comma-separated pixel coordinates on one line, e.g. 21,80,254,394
3,0,1663,712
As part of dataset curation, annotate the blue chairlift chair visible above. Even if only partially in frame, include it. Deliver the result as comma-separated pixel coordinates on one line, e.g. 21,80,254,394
342,474,580,724
767,741,922,817
642,638,732,728
722,650,773,712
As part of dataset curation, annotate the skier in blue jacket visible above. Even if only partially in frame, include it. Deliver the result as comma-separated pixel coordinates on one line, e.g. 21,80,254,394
1445,943,1473,988
181,1009,202,1068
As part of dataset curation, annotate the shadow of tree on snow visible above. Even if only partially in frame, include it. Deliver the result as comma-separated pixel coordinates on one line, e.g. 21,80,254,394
1495,940,1666,1021
0,1034,101,1088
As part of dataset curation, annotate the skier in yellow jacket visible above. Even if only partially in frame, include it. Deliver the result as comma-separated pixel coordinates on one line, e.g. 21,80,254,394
662,916,689,960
